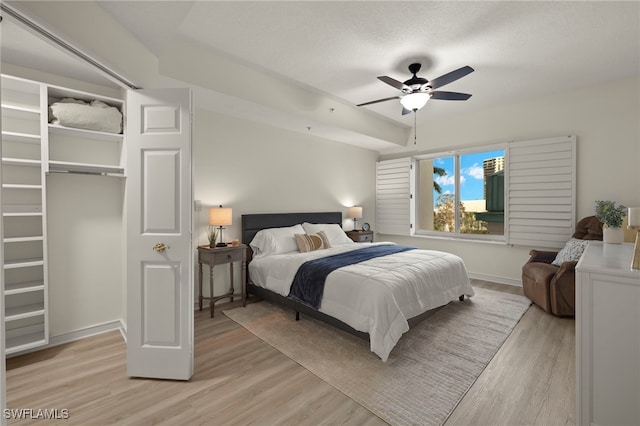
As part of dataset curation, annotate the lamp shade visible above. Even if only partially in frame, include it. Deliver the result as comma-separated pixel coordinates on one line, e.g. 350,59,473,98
209,207,232,226
347,206,363,220
400,92,430,111
628,207,640,228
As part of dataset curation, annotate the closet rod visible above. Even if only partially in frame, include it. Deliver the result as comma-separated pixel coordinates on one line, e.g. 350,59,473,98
47,170,121,177
0,3,140,90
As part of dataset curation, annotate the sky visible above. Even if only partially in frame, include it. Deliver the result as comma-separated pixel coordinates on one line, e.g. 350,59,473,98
433,150,504,204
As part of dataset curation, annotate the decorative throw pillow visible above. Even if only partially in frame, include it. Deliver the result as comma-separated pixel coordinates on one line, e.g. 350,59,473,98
551,238,589,266
301,222,354,246
295,231,331,253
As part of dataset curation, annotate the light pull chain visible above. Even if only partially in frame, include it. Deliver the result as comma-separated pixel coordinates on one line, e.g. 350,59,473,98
414,111,417,145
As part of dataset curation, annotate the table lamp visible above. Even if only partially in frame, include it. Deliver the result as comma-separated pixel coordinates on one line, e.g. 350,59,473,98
347,206,363,231
210,205,232,247
628,207,640,270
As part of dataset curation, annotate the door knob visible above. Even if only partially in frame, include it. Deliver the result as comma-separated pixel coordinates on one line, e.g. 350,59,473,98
153,242,169,253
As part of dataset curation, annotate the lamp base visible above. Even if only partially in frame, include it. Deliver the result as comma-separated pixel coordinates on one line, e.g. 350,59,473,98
215,242,227,248
632,230,640,270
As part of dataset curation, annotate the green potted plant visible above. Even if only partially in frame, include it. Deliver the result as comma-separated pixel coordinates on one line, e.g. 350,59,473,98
595,200,627,244
207,226,219,248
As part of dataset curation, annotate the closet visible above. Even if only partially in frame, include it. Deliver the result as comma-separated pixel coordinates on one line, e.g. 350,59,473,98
1,73,125,355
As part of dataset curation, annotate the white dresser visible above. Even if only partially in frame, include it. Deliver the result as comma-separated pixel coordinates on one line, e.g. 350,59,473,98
576,241,640,426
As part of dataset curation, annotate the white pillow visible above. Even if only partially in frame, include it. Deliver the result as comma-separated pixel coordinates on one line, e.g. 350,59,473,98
301,222,354,246
250,224,305,257
551,238,589,266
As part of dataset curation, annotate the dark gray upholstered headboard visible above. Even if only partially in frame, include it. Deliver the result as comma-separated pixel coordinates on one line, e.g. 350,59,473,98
241,212,342,245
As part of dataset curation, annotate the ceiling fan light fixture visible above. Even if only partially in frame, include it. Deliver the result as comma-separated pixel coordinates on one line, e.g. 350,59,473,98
400,92,430,111
358,64,473,114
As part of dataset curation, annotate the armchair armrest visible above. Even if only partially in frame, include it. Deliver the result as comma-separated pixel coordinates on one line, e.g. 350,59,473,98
527,249,559,264
555,260,578,280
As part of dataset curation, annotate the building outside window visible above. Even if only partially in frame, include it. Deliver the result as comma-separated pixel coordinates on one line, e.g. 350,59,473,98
415,148,505,240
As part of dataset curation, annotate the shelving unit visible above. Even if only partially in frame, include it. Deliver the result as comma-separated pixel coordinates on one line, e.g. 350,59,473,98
1,74,48,354
2,73,126,355
46,86,125,177
5,281,45,294
48,161,124,176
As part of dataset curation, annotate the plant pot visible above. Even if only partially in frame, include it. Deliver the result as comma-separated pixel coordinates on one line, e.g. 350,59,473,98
603,225,623,244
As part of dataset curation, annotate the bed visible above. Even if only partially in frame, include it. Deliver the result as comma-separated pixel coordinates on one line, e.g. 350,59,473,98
241,212,474,361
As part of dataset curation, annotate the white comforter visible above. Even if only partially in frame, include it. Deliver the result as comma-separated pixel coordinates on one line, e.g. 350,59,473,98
249,242,474,361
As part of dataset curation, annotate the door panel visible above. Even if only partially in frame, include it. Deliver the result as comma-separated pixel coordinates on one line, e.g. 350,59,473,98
142,149,180,233
142,262,179,346
142,105,181,134
126,88,193,380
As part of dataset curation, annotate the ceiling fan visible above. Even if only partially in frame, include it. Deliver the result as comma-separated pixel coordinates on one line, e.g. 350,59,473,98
357,63,474,115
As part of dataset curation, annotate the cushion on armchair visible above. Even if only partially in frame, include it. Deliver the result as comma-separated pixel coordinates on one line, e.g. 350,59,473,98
551,238,589,266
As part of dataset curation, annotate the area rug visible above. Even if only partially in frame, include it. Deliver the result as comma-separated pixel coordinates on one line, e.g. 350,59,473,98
224,287,530,426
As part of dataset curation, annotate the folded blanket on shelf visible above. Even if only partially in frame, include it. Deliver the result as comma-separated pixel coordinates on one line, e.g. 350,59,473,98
49,97,122,134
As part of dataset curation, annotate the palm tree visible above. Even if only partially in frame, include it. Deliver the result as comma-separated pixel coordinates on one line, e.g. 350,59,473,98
433,166,446,194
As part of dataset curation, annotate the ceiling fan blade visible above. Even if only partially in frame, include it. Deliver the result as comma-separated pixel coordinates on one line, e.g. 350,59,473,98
378,76,410,91
430,91,472,101
402,107,412,115
428,66,474,90
357,95,400,107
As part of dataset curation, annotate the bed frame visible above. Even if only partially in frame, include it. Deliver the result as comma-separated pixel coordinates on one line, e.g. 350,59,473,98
241,211,452,341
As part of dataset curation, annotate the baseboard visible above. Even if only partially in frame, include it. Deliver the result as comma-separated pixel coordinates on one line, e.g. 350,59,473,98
7,319,127,358
49,319,127,348
468,272,522,287
119,319,127,343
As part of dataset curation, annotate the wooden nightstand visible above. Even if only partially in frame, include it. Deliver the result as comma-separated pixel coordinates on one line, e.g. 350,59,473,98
346,230,374,243
197,244,247,317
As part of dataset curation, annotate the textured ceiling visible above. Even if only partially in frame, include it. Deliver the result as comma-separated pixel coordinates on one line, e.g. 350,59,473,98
98,1,640,125
2,1,639,150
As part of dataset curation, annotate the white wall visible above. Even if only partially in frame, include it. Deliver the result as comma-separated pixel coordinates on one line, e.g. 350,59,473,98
193,108,378,297
1,63,123,100
380,76,640,283
46,175,124,336
8,1,159,89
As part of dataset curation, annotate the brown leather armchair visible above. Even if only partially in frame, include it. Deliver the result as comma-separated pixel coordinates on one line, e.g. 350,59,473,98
522,216,603,317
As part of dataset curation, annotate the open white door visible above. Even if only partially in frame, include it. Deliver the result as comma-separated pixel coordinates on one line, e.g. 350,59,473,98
126,88,193,380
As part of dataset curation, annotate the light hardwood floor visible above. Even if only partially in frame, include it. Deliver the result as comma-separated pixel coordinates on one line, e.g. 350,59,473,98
6,280,575,425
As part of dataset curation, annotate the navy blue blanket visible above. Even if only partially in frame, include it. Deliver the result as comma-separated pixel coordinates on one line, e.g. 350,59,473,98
289,245,415,309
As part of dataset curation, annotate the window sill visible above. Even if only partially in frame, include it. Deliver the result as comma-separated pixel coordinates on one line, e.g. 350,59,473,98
410,231,507,245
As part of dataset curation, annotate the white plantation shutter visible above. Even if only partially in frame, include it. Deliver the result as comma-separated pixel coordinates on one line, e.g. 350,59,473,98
506,136,576,249
376,158,413,236
376,136,576,246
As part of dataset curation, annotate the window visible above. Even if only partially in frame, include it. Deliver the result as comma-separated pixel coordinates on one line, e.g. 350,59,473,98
415,148,506,241
376,136,576,249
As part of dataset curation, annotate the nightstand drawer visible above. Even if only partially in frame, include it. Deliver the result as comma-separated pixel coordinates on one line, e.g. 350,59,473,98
346,230,374,243
358,233,373,242
211,249,244,265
